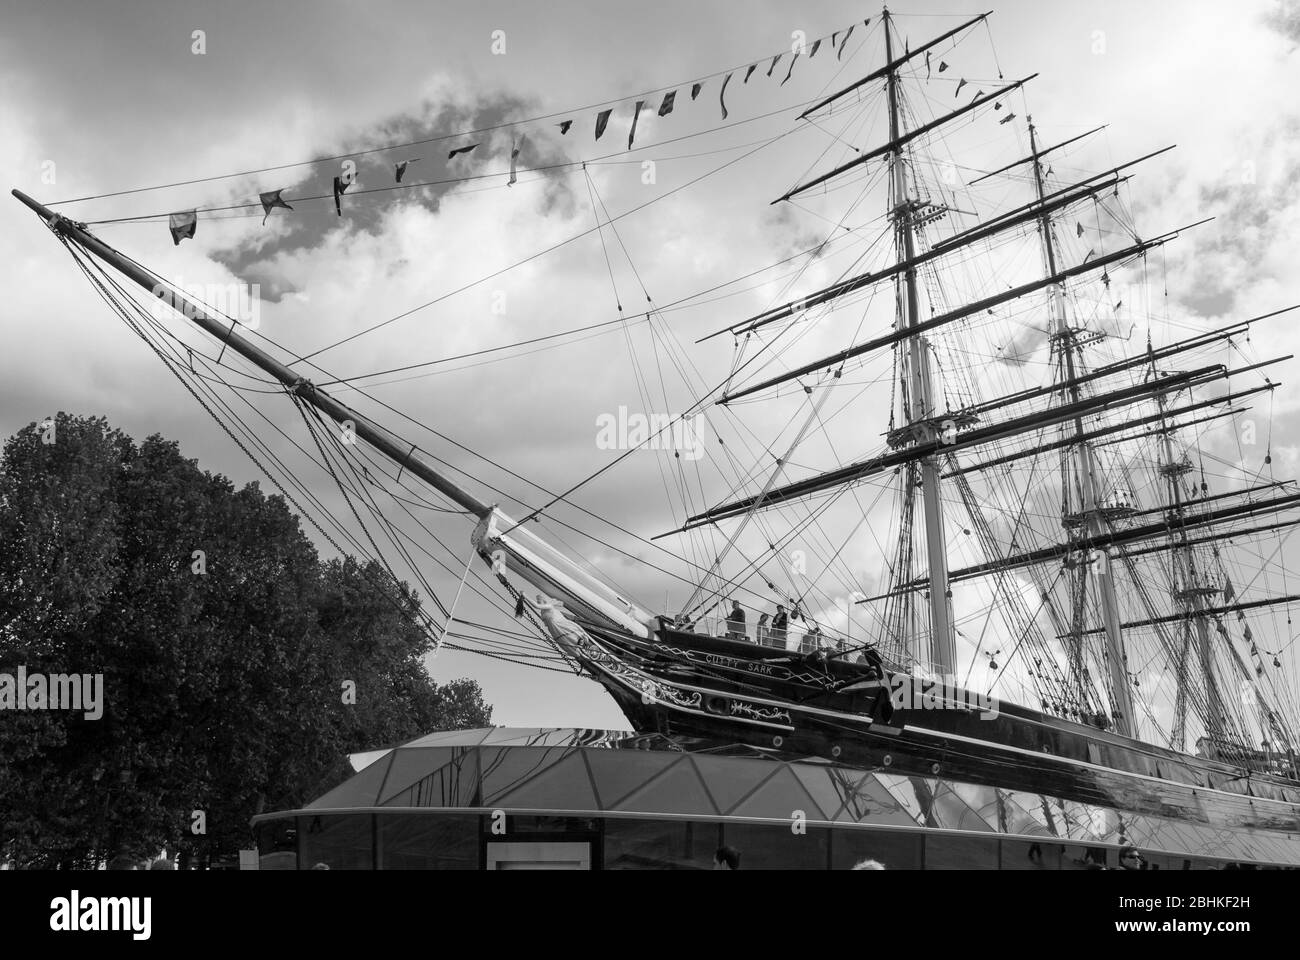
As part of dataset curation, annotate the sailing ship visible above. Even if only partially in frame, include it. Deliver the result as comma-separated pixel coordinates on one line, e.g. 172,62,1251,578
14,7,1300,864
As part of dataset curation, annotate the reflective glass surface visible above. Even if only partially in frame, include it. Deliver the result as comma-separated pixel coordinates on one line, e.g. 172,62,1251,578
299,814,372,870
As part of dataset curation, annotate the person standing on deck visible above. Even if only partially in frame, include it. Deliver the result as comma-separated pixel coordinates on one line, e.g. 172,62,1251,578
756,613,770,646
726,599,746,640
771,605,789,649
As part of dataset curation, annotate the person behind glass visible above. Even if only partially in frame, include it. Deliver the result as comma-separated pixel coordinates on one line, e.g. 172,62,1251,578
726,599,746,640
771,604,789,648
713,845,740,870
1117,845,1145,871
755,613,770,646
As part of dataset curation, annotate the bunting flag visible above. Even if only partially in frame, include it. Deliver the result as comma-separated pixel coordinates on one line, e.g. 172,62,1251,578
658,90,676,116
508,136,522,186
768,53,782,76
926,51,932,78
781,53,799,86
831,31,839,48
628,101,645,149
999,112,1016,124
719,73,732,119
447,143,479,159
974,88,985,99
809,39,821,58
994,102,1003,110
837,25,854,59
691,81,703,100
1077,222,1085,238
394,159,419,184
744,62,757,83
332,176,350,216
258,189,292,225
955,78,967,97
1224,576,1236,601
558,120,573,135
1083,248,1096,263
169,210,197,245
595,108,612,139
938,60,949,73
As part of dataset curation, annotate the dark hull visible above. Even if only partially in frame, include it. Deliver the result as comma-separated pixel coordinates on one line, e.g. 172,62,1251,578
568,622,1300,836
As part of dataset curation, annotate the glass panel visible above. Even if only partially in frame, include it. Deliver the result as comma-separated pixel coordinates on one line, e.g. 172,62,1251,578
384,749,480,808
255,818,298,870
300,814,372,870
603,818,717,870
924,833,999,869
1060,843,1109,870
831,828,922,870
728,766,822,821
484,748,597,811
380,814,479,869
480,747,583,807
720,822,829,870
929,783,996,832
306,755,392,810
1001,838,1062,870
586,748,684,808
692,756,787,815
376,748,453,804
615,758,716,816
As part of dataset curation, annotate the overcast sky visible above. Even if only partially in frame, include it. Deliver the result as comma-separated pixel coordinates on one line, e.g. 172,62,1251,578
3,0,1299,734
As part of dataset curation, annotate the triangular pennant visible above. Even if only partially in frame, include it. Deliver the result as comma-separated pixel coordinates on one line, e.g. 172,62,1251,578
595,108,612,139
447,143,479,159
1224,576,1236,602
1083,248,1096,263
1076,222,1085,237
938,60,949,73
768,53,783,76
781,53,799,86
974,88,985,99
926,51,932,79
837,25,854,60
258,189,292,225
994,102,1003,110
955,78,967,97
628,101,645,149
719,73,732,119
831,31,839,48
658,90,676,117
809,39,821,58
507,136,522,186
691,81,703,100
744,62,757,83
999,111,1016,124
332,176,350,216
169,210,197,245
558,120,573,135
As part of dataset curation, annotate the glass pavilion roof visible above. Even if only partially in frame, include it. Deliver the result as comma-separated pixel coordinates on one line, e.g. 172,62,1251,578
255,727,1300,866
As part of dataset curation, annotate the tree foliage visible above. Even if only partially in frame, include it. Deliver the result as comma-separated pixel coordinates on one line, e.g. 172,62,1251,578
0,413,491,868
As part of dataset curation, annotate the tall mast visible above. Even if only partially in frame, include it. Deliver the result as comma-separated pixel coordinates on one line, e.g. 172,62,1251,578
1153,387,1226,748
1026,119,1135,734
883,8,955,674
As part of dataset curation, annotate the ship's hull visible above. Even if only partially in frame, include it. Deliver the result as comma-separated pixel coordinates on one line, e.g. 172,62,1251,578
558,621,1300,841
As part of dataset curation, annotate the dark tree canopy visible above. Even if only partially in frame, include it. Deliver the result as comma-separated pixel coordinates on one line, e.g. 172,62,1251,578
0,413,491,868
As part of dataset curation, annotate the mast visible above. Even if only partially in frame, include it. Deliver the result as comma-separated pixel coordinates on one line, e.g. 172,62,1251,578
1153,386,1227,748
883,8,955,674
1029,116,1133,732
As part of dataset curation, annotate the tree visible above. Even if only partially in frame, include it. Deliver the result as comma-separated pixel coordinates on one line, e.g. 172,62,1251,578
0,413,491,868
